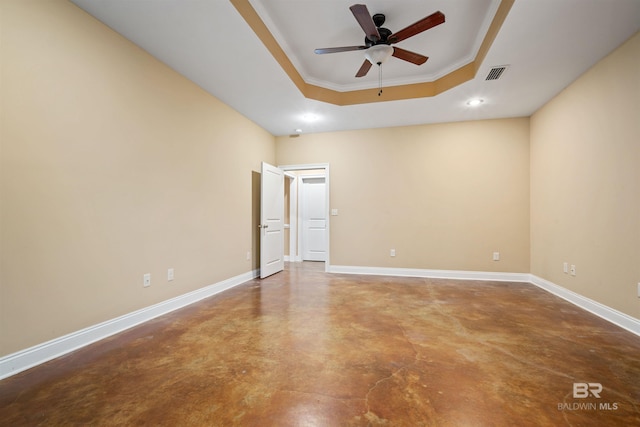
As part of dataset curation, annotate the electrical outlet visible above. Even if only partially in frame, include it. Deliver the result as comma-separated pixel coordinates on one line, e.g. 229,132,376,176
390,249,396,257
563,262,568,274
167,268,174,281
143,273,151,287
637,282,640,298
493,252,500,261
570,265,576,276
246,251,251,261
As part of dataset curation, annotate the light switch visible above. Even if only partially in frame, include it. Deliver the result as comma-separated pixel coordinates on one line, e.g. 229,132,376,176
331,209,338,216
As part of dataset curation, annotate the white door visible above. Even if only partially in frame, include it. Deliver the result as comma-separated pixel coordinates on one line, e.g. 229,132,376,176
260,162,284,278
301,177,327,261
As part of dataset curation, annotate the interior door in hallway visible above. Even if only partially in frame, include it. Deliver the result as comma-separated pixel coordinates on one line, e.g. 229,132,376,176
260,162,284,278
301,177,327,261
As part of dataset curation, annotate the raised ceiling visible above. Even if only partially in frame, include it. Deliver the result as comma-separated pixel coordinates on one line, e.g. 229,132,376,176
71,0,640,136
250,0,501,91
234,0,511,106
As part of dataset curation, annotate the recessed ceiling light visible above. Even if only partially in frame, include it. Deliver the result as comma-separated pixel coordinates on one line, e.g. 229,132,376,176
466,98,484,107
301,113,320,122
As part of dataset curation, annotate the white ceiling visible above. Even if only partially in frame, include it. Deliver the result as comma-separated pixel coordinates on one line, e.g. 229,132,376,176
71,0,640,136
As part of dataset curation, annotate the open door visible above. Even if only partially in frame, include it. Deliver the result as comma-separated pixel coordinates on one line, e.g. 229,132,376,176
260,162,284,278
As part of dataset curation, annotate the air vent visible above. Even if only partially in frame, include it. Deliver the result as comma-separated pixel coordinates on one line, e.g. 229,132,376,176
486,65,509,81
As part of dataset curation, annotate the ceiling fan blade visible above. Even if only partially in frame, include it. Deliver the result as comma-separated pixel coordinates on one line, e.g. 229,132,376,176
350,4,380,42
355,59,372,77
315,46,368,54
392,47,428,65
388,11,445,44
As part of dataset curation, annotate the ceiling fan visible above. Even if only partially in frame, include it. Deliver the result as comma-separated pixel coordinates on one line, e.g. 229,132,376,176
314,4,445,78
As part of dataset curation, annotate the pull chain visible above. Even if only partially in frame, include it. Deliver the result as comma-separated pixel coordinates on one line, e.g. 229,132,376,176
378,64,383,96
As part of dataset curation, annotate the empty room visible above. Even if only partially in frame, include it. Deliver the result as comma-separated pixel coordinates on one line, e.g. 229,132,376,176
1,0,639,425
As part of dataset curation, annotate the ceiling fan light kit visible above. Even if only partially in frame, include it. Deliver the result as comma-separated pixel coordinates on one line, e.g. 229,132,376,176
364,44,393,65
314,3,445,96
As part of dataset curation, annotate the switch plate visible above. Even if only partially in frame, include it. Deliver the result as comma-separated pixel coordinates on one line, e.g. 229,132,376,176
143,273,151,287
390,249,396,257
246,251,251,261
493,252,500,261
167,268,174,281
637,282,640,298
570,265,576,276
331,209,338,216
563,262,568,274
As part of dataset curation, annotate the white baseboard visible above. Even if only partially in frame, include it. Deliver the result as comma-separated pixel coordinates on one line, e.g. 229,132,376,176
529,275,640,336
0,269,259,380
328,265,530,282
329,265,639,336
3,267,637,380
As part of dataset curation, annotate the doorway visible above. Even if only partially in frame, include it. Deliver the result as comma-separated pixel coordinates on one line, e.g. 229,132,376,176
280,164,330,271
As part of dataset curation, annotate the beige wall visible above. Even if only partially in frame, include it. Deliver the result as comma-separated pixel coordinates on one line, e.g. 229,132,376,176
0,0,275,356
530,33,640,318
276,118,531,272
1,0,636,362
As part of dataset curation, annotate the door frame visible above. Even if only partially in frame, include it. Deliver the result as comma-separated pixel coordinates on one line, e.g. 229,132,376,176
279,163,330,272
284,172,297,262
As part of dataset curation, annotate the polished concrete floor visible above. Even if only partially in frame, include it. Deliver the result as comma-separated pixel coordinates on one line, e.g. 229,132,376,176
1,262,639,426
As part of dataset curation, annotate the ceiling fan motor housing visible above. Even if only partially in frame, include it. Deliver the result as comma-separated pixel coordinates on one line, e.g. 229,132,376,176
365,27,392,46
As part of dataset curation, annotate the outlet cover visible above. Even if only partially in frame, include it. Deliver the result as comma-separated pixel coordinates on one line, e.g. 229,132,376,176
167,268,174,281
570,265,576,276
143,273,151,287
493,252,500,261
390,249,396,257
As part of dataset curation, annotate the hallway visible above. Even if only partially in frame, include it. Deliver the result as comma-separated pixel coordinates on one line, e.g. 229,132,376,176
1,263,639,426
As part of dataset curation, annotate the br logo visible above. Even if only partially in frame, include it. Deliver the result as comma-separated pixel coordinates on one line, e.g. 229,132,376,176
573,383,602,398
